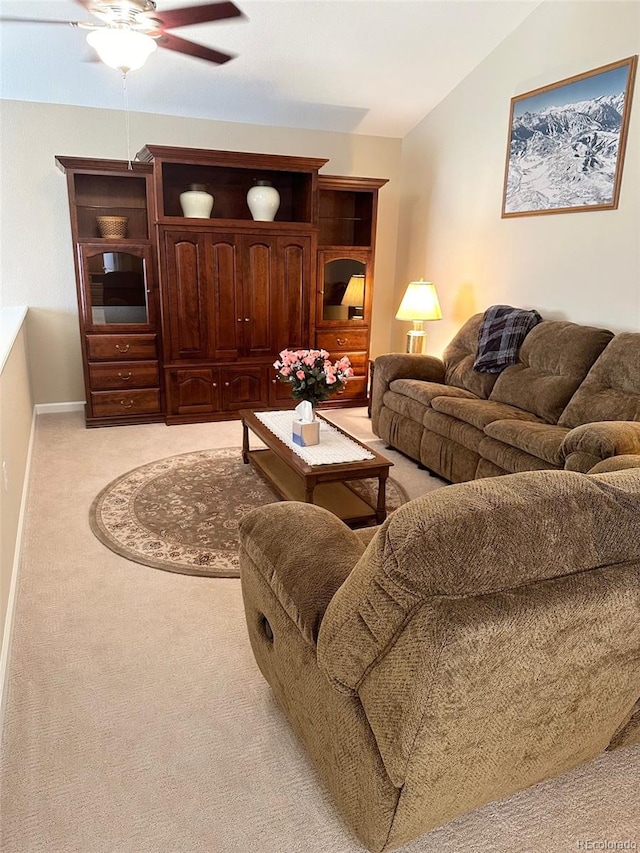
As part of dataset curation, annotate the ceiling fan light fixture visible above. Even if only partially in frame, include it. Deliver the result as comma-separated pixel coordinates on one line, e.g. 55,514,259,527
87,28,157,73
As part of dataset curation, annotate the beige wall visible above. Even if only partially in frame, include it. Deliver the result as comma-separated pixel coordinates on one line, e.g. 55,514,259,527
0,101,402,403
394,0,640,357
0,314,34,643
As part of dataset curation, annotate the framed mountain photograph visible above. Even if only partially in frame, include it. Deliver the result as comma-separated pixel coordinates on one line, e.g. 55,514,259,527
502,55,637,217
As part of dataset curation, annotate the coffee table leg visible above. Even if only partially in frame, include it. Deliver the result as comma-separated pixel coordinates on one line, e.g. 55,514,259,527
376,473,388,523
304,477,317,504
242,419,249,464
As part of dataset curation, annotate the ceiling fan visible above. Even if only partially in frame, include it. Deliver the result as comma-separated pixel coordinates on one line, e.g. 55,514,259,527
0,0,245,73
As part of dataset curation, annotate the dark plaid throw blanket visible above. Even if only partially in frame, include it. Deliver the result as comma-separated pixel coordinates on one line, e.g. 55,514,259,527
473,305,542,373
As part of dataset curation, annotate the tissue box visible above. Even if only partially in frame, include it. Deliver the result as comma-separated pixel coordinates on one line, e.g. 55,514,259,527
292,419,320,447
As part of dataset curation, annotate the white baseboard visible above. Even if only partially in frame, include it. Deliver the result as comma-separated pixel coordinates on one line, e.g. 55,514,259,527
0,405,37,725
35,401,84,414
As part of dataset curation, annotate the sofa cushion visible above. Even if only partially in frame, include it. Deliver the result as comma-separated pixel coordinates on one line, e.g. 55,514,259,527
473,305,542,373
478,436,562,473
431,396,541,431
383,390,429,425
390,378,478,407
483,421,569,466
423,409,485,453
443,314,499,399
559,333,640,428
489,321,614,424
589,454,640,474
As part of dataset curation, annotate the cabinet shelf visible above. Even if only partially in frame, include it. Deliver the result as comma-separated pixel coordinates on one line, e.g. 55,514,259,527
78,202,148,211
319,216,366,221
77,237,152,246
152,159,321,224
319,242,373,251
157,216,318,233
76,210,150,240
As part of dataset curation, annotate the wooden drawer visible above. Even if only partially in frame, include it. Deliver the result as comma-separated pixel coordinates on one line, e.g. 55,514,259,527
342,352,368,374
335,376,368,400
89,361,159,390
86,334,157,361
316,329,369,354
90,389,161,418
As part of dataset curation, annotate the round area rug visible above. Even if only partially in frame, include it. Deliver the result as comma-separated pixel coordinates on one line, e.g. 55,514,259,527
89,448,408,578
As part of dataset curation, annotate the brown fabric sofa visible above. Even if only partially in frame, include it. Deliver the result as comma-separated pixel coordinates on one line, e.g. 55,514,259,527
371,314,640,483
239,469,640,851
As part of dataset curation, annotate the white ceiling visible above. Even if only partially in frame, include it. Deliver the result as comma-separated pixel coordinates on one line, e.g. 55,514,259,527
0,0,540,137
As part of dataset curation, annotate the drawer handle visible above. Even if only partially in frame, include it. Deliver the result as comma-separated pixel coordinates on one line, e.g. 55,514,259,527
225,382,230,387
115,343,130,353
120,399,135,409
118,372,132,381
244,318,250,322
336,338,347,346
212,382,217,388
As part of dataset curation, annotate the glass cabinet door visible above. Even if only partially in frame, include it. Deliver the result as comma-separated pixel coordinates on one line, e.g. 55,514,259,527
80,245,154,328
320,256,367,323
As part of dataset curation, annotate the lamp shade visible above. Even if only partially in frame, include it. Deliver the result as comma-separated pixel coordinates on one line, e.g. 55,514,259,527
341,274,365,307
395,281,442,321
87,29,157,73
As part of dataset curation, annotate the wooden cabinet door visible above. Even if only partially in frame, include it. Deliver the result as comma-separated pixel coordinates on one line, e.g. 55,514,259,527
166,367,221,415
221,366,268,410
163,231,212,360
79,243,156,332
240,236,277,358
273,235,312,352
206,233,242,360
316,250,371,329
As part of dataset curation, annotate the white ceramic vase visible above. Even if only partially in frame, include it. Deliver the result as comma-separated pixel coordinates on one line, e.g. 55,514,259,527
180,184,214,218
247,180,280,221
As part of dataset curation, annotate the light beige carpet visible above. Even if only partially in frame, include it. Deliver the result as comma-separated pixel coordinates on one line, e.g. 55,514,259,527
1,408,638,853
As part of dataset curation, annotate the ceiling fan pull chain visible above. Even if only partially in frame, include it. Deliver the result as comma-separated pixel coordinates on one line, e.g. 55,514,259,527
122,72,133,170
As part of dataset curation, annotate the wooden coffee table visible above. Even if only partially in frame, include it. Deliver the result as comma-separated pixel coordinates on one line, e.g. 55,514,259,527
240,409,392,527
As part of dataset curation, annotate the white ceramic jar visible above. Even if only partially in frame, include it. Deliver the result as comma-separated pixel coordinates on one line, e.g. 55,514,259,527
179,183,214,218
247,180,280,221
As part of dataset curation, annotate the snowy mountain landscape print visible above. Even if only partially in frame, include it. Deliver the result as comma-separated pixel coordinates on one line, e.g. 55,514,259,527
503,57,637,216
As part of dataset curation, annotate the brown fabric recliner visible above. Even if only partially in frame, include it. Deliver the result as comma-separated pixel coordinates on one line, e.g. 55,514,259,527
239,468,640,852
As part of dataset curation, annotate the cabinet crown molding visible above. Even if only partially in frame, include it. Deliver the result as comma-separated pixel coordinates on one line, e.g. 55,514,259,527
137,145,329,173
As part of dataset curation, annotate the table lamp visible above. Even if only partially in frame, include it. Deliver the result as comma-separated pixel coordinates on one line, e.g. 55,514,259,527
341,274,365,319
395,280,442,353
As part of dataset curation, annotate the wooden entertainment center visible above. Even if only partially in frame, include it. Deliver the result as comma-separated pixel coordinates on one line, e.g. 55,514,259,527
56,146,387,427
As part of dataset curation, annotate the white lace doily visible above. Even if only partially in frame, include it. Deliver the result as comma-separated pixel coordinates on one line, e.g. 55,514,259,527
255,410,375,466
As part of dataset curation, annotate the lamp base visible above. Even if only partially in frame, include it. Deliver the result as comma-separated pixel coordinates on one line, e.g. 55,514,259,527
406,330,427,354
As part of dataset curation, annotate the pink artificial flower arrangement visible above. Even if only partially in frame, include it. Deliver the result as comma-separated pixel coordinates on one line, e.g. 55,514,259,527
273,348,353,405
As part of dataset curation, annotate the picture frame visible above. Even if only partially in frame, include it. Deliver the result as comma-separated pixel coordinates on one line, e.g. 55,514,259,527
501,55,637,218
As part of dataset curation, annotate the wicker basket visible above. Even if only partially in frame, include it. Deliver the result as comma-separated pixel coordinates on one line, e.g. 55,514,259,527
96,216,128,239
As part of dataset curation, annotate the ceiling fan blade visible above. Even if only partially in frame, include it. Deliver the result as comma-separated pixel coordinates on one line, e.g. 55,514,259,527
0,16,83,25
154,2,243,31
158,32,234,65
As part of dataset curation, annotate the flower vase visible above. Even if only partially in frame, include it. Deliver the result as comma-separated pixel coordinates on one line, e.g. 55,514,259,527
247,180,280,221
180,183,214,218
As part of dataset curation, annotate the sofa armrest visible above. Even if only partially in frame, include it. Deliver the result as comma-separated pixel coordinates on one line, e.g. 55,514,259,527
371,353,445,433
561,421,640,472
239,502,367,646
